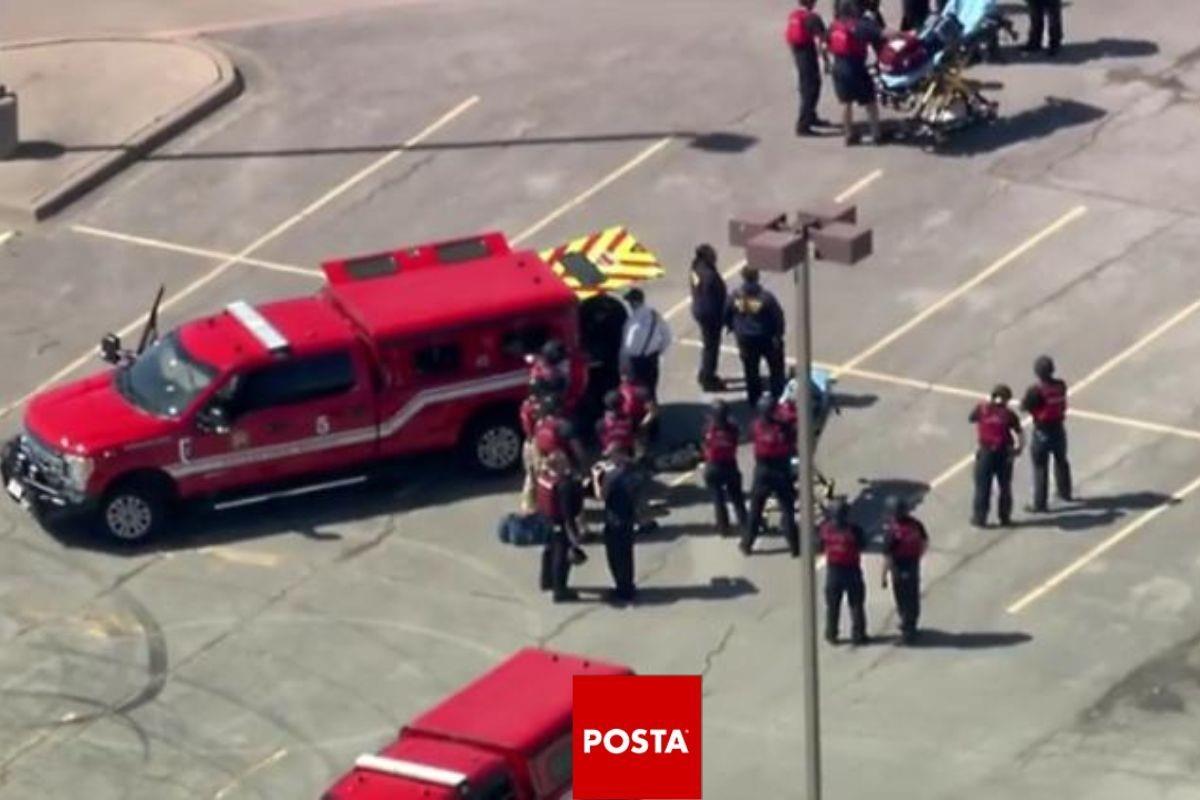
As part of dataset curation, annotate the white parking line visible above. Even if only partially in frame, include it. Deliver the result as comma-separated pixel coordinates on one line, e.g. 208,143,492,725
511,137,674,246
71,225,321,277
0,96,480,420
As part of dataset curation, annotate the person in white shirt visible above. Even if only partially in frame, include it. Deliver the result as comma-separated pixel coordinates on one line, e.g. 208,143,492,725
620,288,671,400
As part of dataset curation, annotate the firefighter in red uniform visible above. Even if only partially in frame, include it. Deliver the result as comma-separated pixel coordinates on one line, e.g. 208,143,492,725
828,0,884,146
969,384,1024,527
534,395,585,469
702,400,747,536
786,0,829,136
741,395,799,557
881,496,928,644
821,499,868,645
1021,355,1073,512
519,388,547,514
596,390,636,455
617,370,657,458
536,451,585,603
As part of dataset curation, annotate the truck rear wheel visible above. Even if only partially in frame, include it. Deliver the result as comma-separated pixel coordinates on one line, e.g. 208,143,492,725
463,412,523,474
97,477,169,544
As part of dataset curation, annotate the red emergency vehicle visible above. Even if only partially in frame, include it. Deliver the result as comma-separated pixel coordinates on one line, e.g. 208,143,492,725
322,648,632,800
2,230,657,543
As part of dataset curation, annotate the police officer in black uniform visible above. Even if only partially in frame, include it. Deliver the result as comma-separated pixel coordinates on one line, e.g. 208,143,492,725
881,496,928,644
1022,355,1073,512
690,244,728,392
536,452,585,603
969,385,1024,528
741,395,799,557
599,445,645,604
820,499,868,645
724,267,787,406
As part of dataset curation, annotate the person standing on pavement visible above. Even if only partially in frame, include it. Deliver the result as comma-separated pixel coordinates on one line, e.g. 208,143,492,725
821,499,868,645
1021,355,1073,512
519,387,547,514
621,287,671,401
725,266,787,406
596,389,637,455
702,399,747,536
881,496,928,644
534,394,586,470
536,451,585,603
828,0,884,146
969,384,1024,528
1023,0,1063,56
786,0,829,137
599,445,645,603
690,244,728,391
741,395,799,557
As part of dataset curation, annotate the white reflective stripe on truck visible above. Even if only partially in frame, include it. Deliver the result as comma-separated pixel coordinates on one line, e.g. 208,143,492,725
354,754,469,788
164,369,528,478
227,300,289,353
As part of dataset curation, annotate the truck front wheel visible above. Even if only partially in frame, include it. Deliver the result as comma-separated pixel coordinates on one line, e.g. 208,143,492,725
97,477,170,544
463,412,523,474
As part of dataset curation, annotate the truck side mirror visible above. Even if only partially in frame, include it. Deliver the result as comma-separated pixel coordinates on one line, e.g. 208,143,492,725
196,403,231,435
100,333,123,364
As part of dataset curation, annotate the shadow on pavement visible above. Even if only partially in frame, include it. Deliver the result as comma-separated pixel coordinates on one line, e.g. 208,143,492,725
847,478,931,544
577,576,758,605
936,96,1107,156
907,629,1033,649
61,131,759,161
1037,38,1159,65
1013,490,1175,531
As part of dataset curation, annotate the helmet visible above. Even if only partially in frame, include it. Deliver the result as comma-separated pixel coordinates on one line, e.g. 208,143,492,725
710,398,730,422
1034,355,1055,380
541,393,562,415
694,243,717,267
829,498,850,525
991,384,1013,403
603,389,622,411
541,339,566,364
884,495,909,518
756,393,777,419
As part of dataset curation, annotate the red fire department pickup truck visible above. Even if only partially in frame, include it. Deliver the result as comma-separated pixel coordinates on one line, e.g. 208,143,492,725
2,229,659,543
322,648,632,800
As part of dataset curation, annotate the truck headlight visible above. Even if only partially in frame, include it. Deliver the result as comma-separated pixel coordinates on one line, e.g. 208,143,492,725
63,454,94,492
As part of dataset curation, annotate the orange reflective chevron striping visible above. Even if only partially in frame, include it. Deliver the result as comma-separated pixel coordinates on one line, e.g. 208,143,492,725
539,225,664,299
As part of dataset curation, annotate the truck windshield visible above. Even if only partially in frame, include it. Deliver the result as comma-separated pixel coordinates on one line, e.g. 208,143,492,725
116,332,216,418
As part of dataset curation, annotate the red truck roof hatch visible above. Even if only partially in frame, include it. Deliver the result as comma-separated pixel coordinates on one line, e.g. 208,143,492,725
323,246,576,343
408,647,632,758
320,231,513,283
323,736,504,800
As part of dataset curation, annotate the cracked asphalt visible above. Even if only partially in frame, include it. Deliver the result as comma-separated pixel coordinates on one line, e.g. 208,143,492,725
3,0,1200,797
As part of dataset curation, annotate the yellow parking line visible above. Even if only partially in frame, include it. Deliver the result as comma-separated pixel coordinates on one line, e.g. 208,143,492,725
0,96,479,420
71,224,322,277
512,137,674,246
662,170,887,322
1007,472,1200,614
833,205,1088,377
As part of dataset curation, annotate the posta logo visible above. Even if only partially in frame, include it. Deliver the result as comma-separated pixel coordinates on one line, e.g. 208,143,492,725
572,674,701,799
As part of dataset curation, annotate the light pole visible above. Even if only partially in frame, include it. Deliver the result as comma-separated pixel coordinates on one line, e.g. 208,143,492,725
730,205,873,800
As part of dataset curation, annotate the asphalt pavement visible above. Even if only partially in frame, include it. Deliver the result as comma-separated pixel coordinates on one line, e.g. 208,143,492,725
2,0,1200,797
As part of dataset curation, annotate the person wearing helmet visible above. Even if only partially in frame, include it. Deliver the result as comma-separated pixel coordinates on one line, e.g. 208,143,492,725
741,394,799,556
598,443,647,604
1021,355,1073,512
968,384,1024,527
528,339,571,402
690,243,728,391
702,399,747,536
534,395,585,469
820,498,868,645
881,495,928,644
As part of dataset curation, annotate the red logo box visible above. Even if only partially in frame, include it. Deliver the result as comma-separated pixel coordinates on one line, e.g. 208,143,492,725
573,674,702,799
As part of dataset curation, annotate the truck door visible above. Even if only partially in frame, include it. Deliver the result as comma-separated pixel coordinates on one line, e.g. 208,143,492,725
210,348,376,487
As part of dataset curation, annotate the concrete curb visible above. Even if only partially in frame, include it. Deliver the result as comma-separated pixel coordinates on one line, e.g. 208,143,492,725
0,36,242,221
